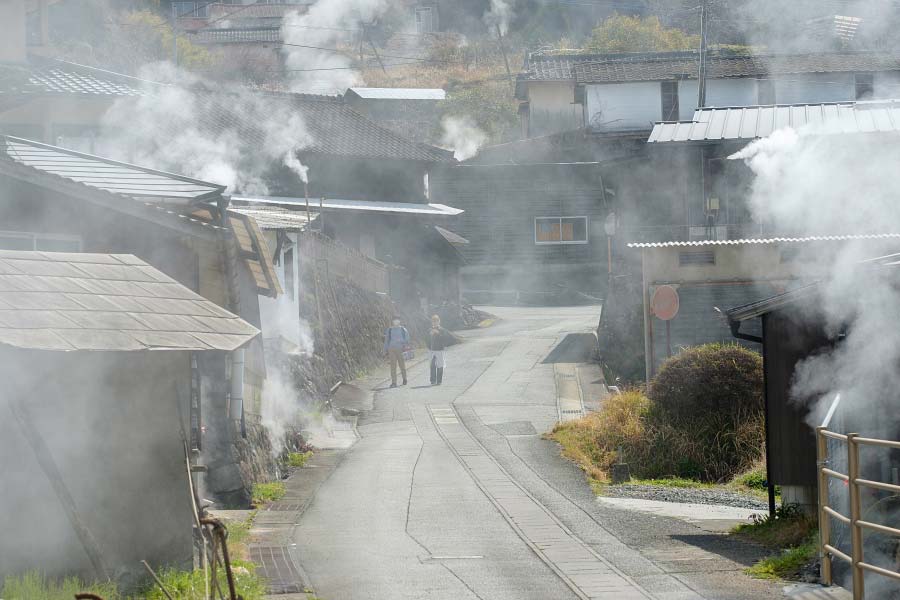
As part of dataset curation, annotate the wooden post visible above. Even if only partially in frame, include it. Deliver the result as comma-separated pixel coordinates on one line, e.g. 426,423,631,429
816,426,833,585
847,433,864,599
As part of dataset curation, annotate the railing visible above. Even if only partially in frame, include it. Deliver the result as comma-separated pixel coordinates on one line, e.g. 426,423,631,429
816,426,900,599
298,231,389,295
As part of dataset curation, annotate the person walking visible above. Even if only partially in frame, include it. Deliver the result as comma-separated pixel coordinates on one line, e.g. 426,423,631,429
427,314,450,385
383,317,409,388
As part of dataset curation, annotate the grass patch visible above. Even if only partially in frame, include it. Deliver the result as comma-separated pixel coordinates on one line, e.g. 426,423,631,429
287,450,314,468
144,559,266,600
745,541,817,580
1,571,119,600
732,504,818,581
251,481,285,505
628,477,713,488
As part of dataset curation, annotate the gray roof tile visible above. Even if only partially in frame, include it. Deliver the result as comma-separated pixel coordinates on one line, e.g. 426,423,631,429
0,252,258,352
574,51,900,84
24,60,147,96
191,27,282,44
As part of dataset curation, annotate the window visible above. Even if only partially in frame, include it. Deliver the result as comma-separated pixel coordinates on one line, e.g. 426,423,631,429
757,79,775,105
678,250,715,266
283,247,295,300
0,231,82,252
661,81,679,121
173,2,209,18
415,7,434,34
535,217,588,245
855,73,874,100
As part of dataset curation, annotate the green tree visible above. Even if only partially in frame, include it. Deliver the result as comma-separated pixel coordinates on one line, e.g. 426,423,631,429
585,14,700,53
439,82,519,145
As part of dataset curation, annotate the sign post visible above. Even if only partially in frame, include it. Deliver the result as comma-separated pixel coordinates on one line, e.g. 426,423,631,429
650,285,680,358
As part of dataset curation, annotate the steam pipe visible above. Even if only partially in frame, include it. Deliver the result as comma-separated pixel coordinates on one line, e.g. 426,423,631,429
231,348,245,438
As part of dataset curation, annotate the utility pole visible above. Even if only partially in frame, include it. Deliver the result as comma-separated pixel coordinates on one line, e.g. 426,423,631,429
171,2,178,68
697,0,709,107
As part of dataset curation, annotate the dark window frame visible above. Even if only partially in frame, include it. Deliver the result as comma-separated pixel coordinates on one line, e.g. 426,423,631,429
855,73,874,100
534,216,589,245
661,81,679,121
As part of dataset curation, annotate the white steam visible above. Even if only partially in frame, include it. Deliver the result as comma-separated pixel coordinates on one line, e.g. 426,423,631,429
440,115,486,161
281,0,392,94
484,0,515,36
732,125,900,437
99,62,311,193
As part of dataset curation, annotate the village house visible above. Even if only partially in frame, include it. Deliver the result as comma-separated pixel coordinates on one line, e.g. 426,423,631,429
0,251,259,586
518,49,900,140
628,235,900,380
0,134,282,508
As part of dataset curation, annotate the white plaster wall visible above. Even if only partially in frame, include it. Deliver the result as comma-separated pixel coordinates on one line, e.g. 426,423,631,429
774,72,855,104
584,81,661,131
527,81,582,135
874,72,900,99
258,230,304,349
677,79,757,118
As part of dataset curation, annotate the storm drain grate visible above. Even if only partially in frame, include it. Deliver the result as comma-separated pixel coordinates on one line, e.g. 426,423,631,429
249,545,304,594
267,502,304,511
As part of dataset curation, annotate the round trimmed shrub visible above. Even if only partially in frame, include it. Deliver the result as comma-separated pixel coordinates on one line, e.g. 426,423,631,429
648,343,765,482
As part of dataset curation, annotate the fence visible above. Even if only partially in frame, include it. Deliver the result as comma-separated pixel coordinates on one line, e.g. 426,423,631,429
298,231,389,295
816,425,900,599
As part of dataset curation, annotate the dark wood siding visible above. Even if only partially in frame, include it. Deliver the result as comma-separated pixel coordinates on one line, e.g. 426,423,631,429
762,311,830,486
430,163,608,266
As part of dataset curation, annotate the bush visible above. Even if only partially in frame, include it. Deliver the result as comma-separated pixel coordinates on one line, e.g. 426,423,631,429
286,450,314,468
251,482,285,505
144,559,266,600
649,344,765,481
1,571,119,600
552,344,766,483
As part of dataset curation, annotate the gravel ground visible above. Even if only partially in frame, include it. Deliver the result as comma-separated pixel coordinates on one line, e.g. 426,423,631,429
604,483,769,510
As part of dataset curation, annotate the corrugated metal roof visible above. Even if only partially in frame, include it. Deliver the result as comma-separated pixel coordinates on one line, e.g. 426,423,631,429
648,101,900,144
229,205,317,230
3,136,226,203
232,195,464,216
191,27,282,44
0,251,258,351
348,87,446,100
628,234,900,248
207,2,308,20
574,51,900,84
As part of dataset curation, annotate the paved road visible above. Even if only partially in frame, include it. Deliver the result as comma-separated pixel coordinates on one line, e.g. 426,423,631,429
292,306,783,600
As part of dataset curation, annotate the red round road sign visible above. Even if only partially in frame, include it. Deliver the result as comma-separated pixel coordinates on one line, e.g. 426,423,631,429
651,285,680,321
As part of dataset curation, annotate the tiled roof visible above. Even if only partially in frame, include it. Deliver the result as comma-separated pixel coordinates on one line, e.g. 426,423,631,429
648,100,900,144
21,58,147,96
628,233,900,248
207,2,308,20
519,53,613,81
0,251,258,352
191,27,282,44
3,136,225,203
200,92,454,162
574,51,900,84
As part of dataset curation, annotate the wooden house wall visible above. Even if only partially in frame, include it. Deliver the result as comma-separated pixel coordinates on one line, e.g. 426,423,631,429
0,349,194,583
283,156,429,204
430,163,608,266
762,311,830,487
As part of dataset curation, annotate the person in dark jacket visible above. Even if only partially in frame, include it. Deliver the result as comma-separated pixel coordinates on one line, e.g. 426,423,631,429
427,314,450,385
383,317,409,388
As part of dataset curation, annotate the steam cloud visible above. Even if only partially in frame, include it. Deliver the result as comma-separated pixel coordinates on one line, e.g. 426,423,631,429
99,62,311,194
440,115,487,161
484,0,515,36
732,126,900,439
282,0,393,94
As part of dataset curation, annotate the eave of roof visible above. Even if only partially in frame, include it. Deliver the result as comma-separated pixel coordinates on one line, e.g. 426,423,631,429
628,233,900,248
0,251,258,352
232,195,463,216
347,87,446,100
648,100,900,144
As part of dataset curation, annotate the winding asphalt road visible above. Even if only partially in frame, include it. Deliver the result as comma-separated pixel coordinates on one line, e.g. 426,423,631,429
292,306,783,600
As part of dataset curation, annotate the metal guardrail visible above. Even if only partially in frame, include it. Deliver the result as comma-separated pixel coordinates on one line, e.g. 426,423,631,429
816,426,900,599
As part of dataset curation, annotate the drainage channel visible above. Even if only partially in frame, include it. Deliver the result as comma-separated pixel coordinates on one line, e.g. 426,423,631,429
428,406,654,600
